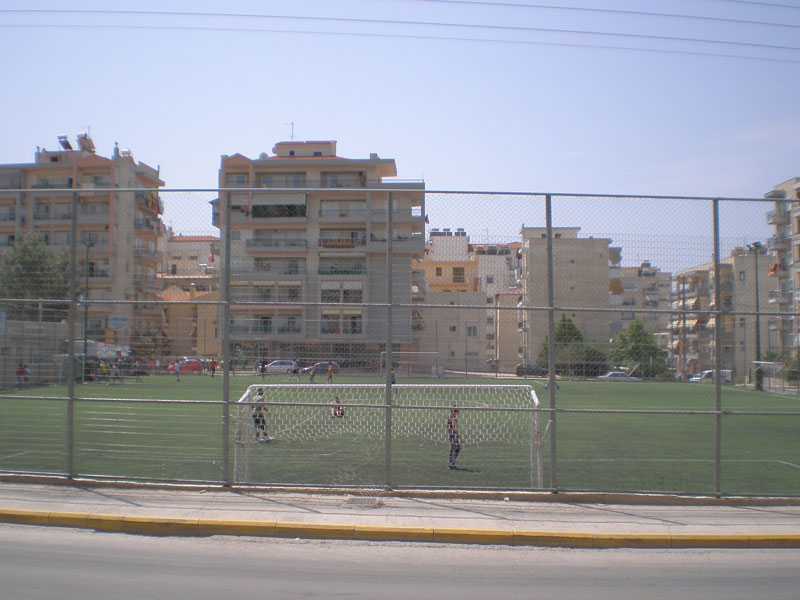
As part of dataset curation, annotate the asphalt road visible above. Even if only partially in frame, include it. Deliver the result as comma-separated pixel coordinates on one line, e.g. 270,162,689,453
2,524,799,600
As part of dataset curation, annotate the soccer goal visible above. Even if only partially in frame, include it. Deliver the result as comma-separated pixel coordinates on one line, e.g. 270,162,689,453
380,351,442,377
233,383,543,488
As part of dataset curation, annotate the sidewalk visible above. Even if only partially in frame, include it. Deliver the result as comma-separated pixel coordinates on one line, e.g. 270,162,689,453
1,481,800,548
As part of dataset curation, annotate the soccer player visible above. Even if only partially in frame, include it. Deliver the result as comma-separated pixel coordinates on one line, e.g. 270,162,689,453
327,361,334,383
447,407,461,469
252,389,272,442
331,396,345,418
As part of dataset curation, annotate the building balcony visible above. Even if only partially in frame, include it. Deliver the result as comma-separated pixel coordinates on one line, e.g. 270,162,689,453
768,234,788,251
319,208,369,222
33,211,72,222
318,265,367,275
246,238,308,252
367,233,424,253
230,267,306,280
134,217,161,234
31,181,72,189
133,247,162,261
229,324,304,338
770,289,792,304
318,238,367,250
767,209,789,225
133,274,163,291
370,208,425,224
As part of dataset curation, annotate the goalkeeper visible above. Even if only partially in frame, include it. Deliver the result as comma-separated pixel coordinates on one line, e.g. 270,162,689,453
447,407,461,469
252,389,272,442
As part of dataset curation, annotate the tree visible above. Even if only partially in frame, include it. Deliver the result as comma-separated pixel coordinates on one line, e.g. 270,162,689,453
611,319,667,378
0,233,71,322
538,314,587,376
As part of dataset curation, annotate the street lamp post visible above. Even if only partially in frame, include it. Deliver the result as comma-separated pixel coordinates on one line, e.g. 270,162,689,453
82,239,94,381
747,242,762,390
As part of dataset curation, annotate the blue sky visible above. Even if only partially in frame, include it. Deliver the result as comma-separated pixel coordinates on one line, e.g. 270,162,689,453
1,1,798,268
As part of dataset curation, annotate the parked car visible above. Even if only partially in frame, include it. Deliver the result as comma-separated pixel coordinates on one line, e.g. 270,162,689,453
265,359,295,374
597,371,642,382
515,364,548,377
689,369,732,384
165,358,203,374
301,361,340,375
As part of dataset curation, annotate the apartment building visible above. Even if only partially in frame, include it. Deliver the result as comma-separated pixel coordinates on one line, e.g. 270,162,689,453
518,227,622,364
765,177,800,358
494,289,525,373
671,248,774,381
214,140,425,364
0,135,165,345
163,233,220,293
411,229,519,371
614,261,672,334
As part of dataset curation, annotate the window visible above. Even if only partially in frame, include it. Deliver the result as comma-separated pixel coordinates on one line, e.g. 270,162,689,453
467,326,477,337
739,271,746,281
453,267,465,283
486,297,493,304
189,255,198,260
170,264,177,275
486,275,494,284
435,267,442,277
449,325,457,333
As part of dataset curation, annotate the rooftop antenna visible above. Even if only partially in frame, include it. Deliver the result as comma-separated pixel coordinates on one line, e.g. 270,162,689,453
286,122,295,141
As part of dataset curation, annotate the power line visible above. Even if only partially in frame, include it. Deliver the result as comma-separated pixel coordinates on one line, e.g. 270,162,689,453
2,9,799,63
4,21,799,64
400,0,800,31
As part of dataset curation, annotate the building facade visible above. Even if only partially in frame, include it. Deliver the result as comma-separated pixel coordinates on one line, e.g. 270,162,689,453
214,140,425,366
0,135,165,346
518,227,621,364
412,229,519,372
671,248,774,381
765,177,800,359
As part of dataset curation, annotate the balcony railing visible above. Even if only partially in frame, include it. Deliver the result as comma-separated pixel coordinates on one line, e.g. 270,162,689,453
318,265,367,275
318,238,367,249
246,238,308,249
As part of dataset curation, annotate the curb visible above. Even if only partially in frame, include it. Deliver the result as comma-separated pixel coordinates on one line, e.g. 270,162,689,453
2,508,800,548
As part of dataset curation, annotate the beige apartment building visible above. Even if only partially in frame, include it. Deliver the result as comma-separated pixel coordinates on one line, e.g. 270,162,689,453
0,135,165,346
214,140,425,365
518,227,622,364
616,261,672,334
764,177,800,358
163,233,220,293
412,229,519,372
671,248,774,381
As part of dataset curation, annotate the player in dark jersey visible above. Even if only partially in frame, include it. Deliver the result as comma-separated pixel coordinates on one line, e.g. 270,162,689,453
252,389,272,442
447,407,461,469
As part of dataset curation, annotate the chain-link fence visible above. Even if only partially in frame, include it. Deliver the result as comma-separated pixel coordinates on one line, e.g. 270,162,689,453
1,186,798,496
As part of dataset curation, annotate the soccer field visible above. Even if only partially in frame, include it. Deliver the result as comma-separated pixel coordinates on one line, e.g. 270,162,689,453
1,375,799,495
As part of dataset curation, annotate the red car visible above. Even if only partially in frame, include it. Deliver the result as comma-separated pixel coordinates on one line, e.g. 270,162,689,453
166,359,203,374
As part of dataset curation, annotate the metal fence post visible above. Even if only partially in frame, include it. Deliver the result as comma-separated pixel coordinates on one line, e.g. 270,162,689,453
66,191,78,478
713,199,722,497
222,190,232,486
385,192,393,489
545,194,558,491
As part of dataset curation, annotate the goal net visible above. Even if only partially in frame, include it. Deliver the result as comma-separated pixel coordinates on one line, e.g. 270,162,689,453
380,351,442,377
233,383,542,488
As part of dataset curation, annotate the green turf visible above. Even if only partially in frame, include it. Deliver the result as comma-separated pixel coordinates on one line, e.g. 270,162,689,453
1,376,799,494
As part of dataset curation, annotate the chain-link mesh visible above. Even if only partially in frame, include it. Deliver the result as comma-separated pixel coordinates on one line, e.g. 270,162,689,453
0,185,798,495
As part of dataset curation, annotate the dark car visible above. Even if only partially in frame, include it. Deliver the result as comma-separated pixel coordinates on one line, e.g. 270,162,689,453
301,361,340,375
515,364,548,377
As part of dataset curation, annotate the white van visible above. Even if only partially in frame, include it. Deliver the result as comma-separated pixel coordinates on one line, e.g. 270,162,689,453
689,369,732,384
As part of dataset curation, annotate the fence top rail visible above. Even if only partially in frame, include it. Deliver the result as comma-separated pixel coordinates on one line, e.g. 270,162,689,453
11,186,778,203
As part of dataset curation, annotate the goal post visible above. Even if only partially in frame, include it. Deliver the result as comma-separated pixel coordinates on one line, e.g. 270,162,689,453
233,383,543,488
380,351,441,377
